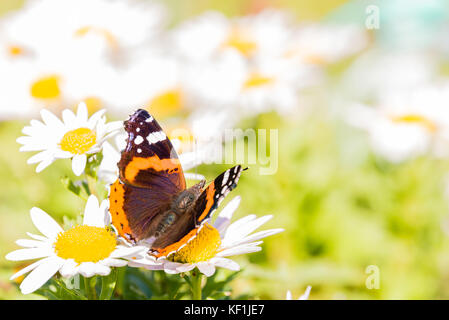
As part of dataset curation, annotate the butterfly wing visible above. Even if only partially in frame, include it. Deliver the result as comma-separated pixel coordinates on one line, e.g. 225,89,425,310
119,109,185,190
194,165,245,224
110,109,186,242
150,165,246,258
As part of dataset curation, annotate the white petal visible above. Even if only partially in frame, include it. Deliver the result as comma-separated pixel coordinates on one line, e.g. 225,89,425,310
95,264,111,276
59,259,79,278
30,207,63,240
15,239,47,248
209,257,240,271
103,121,123,135
222,214,257,239
110,246,147,259
101,258,128,268
196,262,216,277
72,154,87,176
79,262,96,277
20,257,64,294
227,215,274,240
217,245,262,257
77,102,88,123
40,109,64,129
223,214,270,241
62,109,76,125
27,151,51,165
128,259,164,270
5,247,54,261
179,152,202,171
26,232,47,241
35,158,54,173
83,195,105,227
10,259,45,280
225,229,284,247
53,149,73,159
175,263,195,273
100,200,111,225
87,110,106,128
299,286,312,300
214,196,241,234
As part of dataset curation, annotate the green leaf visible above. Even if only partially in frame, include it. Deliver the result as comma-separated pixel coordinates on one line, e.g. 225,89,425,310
54,278,87,300
202,270,241,299
61,176,81,196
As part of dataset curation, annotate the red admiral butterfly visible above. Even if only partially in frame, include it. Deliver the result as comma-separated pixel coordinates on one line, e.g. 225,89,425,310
109,109,245,258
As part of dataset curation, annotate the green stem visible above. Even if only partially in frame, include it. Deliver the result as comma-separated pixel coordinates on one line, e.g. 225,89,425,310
86,173,97,197
190,270,203,300
84,276,97,300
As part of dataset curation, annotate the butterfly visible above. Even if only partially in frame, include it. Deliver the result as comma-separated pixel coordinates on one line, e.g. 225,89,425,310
109,109,245,259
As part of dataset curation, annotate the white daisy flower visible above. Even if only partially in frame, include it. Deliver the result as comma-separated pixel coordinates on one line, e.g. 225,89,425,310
345,83,449,163
105,53,185,118
285,23,368,66
171,9,294,62
0,0,166,118
5,195,149,295
341,49,437,101
286,286,312,300
17,102,121,176
3,0,166,61
129,196,284,277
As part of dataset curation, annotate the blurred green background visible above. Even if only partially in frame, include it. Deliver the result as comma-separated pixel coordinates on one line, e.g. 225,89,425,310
2,0,449,300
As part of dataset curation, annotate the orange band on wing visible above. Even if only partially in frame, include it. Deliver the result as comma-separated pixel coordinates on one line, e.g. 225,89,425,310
197,181,215,222
124,155,182,183
109,179,133,240
152,227,200,258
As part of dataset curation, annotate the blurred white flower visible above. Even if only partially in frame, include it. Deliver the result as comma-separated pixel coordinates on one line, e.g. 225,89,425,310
286,286,312,300
346,83,449,162
5,195,149,294
129,197,284,277
172,10,294,62
17,102,121,175
0,0,166,118
105,53,186,117
3,0,166,60
341,49,437,101
285,23,369,66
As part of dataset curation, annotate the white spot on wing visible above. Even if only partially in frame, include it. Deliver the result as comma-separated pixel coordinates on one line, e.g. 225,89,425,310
222,170,230,186
134,135,144,145
147,131,167,144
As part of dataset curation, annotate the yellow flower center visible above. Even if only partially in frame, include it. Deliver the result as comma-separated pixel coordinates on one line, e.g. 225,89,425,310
79,96,103,115
171,223,221,263
30,75,61,100
8,45,24,56
244,73,274,89
225,29,257,57
54,225,116,264
147,89,183,119
391,114,437,133
74,26,118,49
60,128,97,154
